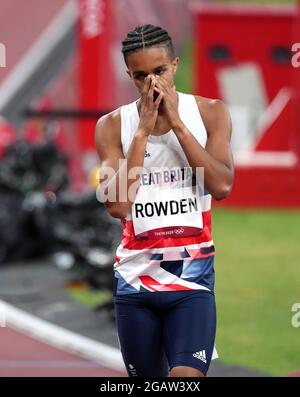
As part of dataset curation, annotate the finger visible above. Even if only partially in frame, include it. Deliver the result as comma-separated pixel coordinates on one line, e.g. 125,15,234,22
147,76,156,100
160,78,174,95
141,75,151,96
146,75,153,93
155,78,169,93
160,76,171,85
156,76,168,88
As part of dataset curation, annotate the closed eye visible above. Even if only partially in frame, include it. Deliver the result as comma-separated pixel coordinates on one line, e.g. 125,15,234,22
134,74,147,80
133,66,167,80
154,68,166,75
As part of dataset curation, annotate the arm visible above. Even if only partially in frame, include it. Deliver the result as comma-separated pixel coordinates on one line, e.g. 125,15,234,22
95,111,147,218
173,98,234,200
95,75,164,218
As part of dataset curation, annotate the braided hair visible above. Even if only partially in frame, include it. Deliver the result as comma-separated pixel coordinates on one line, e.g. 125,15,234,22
122,24,175,64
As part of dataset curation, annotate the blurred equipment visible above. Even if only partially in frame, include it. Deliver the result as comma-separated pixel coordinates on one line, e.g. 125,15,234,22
47,188,119,320
0,133,119,317
49,190,119,292
0,116,17,157
0,138,68,263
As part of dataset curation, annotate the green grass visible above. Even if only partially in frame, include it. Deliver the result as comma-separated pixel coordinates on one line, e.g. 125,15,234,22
212,208,300,376
66,287,112,308
175,43,193,94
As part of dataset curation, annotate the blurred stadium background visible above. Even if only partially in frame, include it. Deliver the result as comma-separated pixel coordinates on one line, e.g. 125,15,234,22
0,0,299,377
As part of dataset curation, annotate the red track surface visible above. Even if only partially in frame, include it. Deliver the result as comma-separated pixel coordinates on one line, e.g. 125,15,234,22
0,327,126,377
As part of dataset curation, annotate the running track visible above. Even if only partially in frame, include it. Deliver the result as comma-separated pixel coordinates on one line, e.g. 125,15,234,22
0,327,126,377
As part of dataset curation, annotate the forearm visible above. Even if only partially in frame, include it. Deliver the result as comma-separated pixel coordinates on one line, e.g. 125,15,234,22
104,130,148,217
173,121,233,200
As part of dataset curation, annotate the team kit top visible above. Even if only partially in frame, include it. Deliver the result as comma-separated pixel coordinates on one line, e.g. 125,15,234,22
113,91,215,296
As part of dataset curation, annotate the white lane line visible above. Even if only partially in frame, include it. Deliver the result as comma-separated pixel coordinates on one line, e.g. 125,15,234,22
0,299,125,372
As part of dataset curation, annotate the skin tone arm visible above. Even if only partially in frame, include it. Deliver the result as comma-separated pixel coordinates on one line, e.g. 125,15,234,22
155,77,234,200
95,75,164,218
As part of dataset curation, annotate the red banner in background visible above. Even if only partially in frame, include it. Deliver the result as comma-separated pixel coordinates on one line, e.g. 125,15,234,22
78,0,115,150
293,0,300,158
192,3,300,207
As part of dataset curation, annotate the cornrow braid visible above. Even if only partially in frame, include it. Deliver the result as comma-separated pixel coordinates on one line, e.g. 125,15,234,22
122,24,175,63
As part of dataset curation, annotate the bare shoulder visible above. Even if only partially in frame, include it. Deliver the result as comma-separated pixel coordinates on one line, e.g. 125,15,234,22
193,95,231,134
194,95,229,117
95,108,121,147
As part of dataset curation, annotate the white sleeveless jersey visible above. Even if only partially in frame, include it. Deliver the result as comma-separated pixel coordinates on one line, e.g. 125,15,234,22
113,91,215,296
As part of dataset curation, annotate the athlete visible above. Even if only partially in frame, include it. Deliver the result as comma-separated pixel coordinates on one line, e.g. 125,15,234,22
95,24,234,377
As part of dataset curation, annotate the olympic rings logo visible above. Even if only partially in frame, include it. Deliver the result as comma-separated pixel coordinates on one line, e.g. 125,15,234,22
174,227,185,235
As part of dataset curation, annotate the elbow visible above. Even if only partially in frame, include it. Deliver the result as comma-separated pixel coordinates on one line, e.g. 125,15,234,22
213,184,233,201
106,204,128,219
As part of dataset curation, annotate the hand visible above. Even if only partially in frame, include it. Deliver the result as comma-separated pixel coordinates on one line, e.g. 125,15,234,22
137,75,164,136
154,77,181,129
